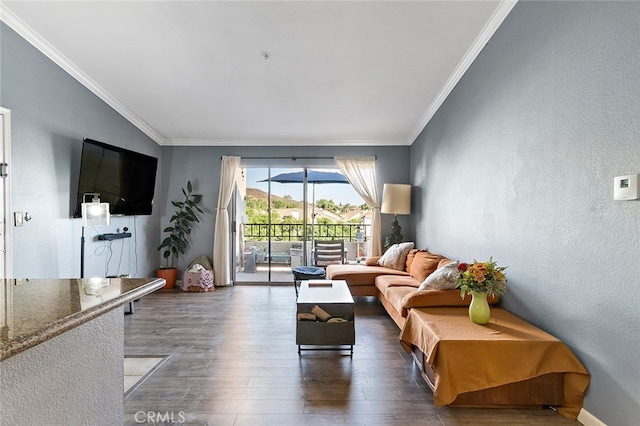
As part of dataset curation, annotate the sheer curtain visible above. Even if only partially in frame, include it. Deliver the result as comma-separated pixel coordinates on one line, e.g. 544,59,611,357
334,156,382,257
213,156,241,286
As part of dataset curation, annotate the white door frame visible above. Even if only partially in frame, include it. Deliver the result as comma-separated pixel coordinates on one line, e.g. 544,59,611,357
0,107,13,278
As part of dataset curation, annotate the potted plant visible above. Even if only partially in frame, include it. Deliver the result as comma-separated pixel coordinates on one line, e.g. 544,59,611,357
157,180,204,288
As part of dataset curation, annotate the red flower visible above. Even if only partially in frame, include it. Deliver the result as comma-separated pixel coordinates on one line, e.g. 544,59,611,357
457,262,468,272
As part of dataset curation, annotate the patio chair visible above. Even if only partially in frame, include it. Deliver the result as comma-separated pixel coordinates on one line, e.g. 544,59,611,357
314,240,345,268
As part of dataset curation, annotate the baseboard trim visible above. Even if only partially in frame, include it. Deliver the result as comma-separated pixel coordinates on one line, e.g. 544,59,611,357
577,408,607,426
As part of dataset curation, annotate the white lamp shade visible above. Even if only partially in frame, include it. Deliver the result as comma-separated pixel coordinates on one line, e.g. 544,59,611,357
381,184,411,215
81,202,111,227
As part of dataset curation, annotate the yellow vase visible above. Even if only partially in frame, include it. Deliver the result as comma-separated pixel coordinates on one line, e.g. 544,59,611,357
469,291,491,324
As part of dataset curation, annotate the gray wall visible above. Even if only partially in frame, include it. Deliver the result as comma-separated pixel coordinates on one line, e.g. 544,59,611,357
1,23,162,279
410,2,639,424
160,145,411,272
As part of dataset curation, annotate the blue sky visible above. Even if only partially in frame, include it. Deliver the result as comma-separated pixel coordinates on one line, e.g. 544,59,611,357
246,168,364,205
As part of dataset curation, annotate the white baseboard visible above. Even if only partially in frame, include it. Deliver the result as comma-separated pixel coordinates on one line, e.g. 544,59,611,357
577,408,607,426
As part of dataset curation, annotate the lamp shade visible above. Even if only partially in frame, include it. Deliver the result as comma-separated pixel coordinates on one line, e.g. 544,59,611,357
81,201,110,227
381,184,411,215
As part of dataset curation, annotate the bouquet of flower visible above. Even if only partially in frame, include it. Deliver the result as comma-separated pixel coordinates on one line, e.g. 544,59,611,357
456,257,507,297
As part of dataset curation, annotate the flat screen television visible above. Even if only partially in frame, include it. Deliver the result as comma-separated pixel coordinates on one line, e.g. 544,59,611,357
73,138,158,217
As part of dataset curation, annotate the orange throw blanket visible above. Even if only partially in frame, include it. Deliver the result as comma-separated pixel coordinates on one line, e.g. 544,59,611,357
399,307,590,419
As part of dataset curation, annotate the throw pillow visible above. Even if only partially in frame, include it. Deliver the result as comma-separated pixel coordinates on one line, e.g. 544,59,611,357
377,242,415,270
419,261,460,290
404,249,420,272
409,251,444,282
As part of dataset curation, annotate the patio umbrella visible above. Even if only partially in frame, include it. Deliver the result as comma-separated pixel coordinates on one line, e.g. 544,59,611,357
259,170,349,212
259,170,350,261
260,170,348,185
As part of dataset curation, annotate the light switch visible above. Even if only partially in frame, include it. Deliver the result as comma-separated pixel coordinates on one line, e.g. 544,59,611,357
613,175,639,200
14,211,23,227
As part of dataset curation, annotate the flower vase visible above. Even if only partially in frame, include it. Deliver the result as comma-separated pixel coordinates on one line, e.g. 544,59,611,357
469,291,491,324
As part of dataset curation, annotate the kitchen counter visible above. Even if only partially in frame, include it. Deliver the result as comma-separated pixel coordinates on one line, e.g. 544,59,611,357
0,277,165,424
1,277,165,361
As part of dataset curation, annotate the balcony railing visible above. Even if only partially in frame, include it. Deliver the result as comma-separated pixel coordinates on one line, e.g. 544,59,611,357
243,223,370,242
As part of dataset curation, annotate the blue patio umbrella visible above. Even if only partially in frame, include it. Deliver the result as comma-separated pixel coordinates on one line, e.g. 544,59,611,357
259,170,348,185
259,170,350,262
259,170,349,214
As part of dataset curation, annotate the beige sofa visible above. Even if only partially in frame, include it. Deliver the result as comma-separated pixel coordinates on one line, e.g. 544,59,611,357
327,249,498,328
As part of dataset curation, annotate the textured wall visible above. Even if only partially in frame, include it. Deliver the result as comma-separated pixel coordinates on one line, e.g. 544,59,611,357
1,309,124,424
0,23,162,279
410,2,639,424
159,145,411,272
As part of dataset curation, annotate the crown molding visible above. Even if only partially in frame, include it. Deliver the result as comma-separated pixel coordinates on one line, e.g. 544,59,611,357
0,4,166,146
406,0,518,145
162,138,408,147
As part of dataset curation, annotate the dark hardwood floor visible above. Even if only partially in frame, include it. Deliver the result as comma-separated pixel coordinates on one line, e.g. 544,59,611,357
124,285,578,425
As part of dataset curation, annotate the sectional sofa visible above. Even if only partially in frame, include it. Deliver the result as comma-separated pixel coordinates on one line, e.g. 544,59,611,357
326,247,589,420
326,248,498,328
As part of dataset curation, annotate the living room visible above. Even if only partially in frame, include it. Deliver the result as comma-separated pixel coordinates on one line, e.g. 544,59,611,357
1,1,638,425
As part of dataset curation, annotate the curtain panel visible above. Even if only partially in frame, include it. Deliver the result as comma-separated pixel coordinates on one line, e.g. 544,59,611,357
334,156,382,257
213,156,241,286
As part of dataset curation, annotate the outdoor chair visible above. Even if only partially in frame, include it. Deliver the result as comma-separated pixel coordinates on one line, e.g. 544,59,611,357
313,240,346,268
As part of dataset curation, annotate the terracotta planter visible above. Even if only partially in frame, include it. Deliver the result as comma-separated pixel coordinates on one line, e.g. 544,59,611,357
157,268,178,289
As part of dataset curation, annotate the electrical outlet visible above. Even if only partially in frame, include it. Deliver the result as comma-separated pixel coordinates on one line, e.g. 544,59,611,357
14,212,23,227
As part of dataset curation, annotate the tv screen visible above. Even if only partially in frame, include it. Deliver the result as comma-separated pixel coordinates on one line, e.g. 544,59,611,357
74,138,158,217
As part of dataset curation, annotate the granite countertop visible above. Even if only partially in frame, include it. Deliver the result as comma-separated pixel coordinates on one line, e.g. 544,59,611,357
0,278,165,361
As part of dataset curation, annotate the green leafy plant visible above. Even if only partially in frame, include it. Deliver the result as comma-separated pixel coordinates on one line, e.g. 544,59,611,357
158,181,204,269
455,257,507,297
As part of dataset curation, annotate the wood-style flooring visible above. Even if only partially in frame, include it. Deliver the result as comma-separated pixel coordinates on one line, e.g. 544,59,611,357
123,285,578,425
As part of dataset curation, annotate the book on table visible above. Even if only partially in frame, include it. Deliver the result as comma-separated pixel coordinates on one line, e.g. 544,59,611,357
308,280,333,287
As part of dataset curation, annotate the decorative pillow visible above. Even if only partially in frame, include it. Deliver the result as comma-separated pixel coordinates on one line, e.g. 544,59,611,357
437,258,453,269
419,261,460,290
377,242,415,271
409,251,443,282
404,249,421,272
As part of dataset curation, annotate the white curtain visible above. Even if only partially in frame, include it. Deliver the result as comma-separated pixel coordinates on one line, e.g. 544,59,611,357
213,156,241,286
334,156,382,257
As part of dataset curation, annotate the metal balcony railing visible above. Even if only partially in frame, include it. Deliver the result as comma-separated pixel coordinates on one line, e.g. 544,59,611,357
243,223,370,242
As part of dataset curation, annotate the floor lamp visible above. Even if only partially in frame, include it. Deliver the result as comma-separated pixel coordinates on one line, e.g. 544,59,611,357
81,193,110,278
381,184,411,249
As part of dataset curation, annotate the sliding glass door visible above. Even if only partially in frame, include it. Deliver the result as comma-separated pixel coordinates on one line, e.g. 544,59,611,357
233,165,369,284
235,167,307,283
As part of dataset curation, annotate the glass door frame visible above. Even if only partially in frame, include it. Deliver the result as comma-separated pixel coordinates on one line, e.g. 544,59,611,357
232,166,311,284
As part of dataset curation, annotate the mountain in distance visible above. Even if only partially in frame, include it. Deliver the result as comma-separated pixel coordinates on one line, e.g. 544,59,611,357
245,187,370,223
246,187,304,207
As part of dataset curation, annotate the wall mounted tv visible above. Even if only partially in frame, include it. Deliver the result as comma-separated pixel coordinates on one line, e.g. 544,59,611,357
73,138,158,217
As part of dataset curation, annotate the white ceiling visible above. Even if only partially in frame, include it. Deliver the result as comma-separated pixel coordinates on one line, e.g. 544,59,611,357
1,1,516,146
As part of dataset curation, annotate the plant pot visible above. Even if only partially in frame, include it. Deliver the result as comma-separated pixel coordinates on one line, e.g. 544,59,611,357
157,267,177,289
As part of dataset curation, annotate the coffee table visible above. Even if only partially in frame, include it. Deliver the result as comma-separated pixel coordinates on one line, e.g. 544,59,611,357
296,280,355,356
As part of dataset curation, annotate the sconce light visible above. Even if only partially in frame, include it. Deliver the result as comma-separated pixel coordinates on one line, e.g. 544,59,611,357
381,183,411,249
80,193,110,278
